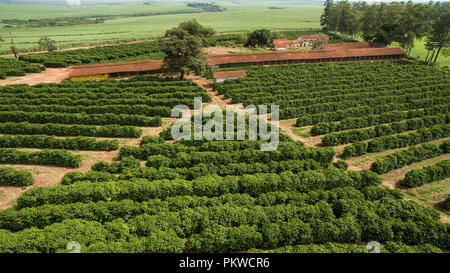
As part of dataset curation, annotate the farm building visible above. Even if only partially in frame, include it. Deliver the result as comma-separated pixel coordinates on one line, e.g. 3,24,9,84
298,34,329,46
213,70,247,83
270,34,330,50
206,47,407,68
317,41,385,51
69,60,163,81
270,39,302,51
67,45,406,80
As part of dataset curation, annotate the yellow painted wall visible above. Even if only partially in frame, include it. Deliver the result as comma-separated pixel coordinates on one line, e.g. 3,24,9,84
70,74,109,81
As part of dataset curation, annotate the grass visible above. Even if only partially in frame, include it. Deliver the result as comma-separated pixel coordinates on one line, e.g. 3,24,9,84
404,178,450,215
0,2,200,20
292,127,311,138
0,2,322,52
390,38,450,67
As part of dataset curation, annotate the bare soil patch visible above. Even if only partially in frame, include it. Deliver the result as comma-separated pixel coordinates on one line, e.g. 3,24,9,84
205,47,248,55
0,68,69,86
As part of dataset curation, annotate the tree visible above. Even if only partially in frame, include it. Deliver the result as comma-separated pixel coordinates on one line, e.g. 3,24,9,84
245,29,271,48
335,1,361,37
320,0,335,30
9,33,18,60
425,9,449,63
177,19,215,46
38,36,57,52
395,2,434,56
366,23,402,46
158,20,214,80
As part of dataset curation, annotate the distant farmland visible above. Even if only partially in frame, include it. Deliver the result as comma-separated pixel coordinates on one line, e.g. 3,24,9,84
0,2,322,53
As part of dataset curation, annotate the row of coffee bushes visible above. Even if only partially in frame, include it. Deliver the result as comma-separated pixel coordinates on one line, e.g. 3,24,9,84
0,166,34,187
254,87,447,111
0,218,184,253
2,84,202,96
280,92,447,119
1,202,446,253
19,41,165,67
16,169,381,208
87,157,323,181
310,104,449,136
0,58,45,79
0,135,118,151
321,114,448,146
342,124,450,159
7,184,447,252
296,99,447,126
0,96,208,108
225,78,445,106
61,171,119,186
146,159,323,180
119,142,335,166
402,160,450,187
144,149,333,169
13,194,446,252
216,62,445,99
0,149,81,168
249,242,442,253
0,122,142,138
0,186,372,231
0,104,172,117
0,111,162,126
370,144,444,174
213,62,449,124
35,75,197,88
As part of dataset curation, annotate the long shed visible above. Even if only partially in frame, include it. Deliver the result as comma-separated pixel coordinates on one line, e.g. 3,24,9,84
69,60,164,81
206,48,407,68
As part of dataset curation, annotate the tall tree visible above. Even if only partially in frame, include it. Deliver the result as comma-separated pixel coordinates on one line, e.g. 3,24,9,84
335,1,361,37
396,2,434,55
158,21,214,80
9,33,19,60
177,19,215,46
320,0,335,30
245,29,271,48
38,36,57,52
426,9,449,63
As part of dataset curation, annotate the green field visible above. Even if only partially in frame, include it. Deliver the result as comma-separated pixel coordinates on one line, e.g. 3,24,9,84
0,2,200,19
0,2,322,53
391,39,450,67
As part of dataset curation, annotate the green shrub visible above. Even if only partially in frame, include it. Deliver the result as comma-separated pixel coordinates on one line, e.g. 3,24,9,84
402,160,450,187
0,166,34,187
0,148,81,168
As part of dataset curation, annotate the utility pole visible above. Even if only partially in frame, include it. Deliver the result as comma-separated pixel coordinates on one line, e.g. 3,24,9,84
427,42,439,66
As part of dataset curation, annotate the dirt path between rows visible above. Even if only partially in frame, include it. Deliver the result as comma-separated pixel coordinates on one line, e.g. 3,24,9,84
0,117,176,210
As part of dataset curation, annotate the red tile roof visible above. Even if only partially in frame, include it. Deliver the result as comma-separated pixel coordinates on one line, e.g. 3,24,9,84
69,60,164,77
206,48,406,66
299,34,329,40
272,38,301,49
319,42,373,51
68,45,406,78
213,70,247,79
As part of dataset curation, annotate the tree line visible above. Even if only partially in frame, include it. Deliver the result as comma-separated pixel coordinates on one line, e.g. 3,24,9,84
320,1,449,62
